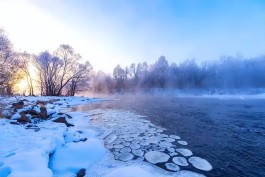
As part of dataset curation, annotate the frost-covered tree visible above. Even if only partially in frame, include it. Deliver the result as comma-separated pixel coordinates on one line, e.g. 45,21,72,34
53,44,82,95
65,61,92,96
149,56,169,88
113,64,126,92
36,51,63,96
36,45,92,96
0,28,21,94
17,52,36,95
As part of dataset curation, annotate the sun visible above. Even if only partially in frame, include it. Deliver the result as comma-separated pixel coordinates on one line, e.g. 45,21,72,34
17,79,28,92
14,62,39,95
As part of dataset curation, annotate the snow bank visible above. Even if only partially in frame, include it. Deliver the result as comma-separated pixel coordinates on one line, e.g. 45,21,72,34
50,139,105,176
0,120,66,177
0,96,105,177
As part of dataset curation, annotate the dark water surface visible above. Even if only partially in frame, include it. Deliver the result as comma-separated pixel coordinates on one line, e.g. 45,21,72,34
75,95,265,177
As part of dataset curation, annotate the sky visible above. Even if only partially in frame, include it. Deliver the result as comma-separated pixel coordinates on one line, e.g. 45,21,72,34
0,0,264,73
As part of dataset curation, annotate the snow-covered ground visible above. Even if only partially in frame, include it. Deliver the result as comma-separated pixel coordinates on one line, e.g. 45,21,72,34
0,96,211,177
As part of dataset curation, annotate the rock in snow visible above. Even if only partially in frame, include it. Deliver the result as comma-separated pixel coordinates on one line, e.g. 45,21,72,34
144,151,170,164
53,117,74,127
77,168,86,177
10,113,21,120
188,157,213,171
17,113,31,123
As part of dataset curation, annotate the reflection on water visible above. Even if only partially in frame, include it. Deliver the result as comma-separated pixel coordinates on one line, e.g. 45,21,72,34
73,95,265,177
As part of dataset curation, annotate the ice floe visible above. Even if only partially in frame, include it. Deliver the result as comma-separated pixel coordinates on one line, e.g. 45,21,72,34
172,157,189,166
178,140,188,145
105,134,118,144
89,109,212,174
188,157,213,171
120,147,131,153
165,163,180,171
130,143,141,150
144,151,170,164
169,135,181,139
115,153,134,162
132,149,144,157
175,148,193,156
167,147,175,153
164,137,175,143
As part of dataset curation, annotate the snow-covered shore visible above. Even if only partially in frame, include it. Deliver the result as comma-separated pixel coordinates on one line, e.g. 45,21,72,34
0,96,211,177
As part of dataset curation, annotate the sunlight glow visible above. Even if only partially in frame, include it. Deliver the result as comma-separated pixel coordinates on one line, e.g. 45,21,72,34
17,79,28,94
0,0,74,54
0,0,118,73
28,62,38,80
14,62,39,94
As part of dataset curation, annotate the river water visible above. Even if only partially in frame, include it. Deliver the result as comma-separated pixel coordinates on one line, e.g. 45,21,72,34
74,95,265,177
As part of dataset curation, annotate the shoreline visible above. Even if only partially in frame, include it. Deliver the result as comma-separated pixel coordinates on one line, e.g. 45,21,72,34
1,96,211,177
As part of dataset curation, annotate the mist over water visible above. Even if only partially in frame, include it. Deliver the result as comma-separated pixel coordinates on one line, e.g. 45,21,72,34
88,56,265,96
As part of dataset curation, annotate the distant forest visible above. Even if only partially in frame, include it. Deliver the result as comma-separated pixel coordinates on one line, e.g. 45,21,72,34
91,55,265,94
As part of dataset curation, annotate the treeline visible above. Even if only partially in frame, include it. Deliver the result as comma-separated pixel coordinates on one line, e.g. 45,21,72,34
90,55,265,93
0,28,92,96
1,28,265,96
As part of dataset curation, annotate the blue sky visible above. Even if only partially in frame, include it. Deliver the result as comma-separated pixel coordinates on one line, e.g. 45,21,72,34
0,0,264,73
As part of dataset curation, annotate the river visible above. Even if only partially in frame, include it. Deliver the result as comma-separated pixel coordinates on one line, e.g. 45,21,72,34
73,95,265,177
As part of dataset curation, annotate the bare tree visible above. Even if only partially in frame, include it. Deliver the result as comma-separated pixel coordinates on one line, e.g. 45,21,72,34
113,64,126,92
0,28,21,94
66,61,92,96
36,44,92,96
36,51,63,96
53,44,82,95
17,52,36,95
149,56,169,89
0,28,13,91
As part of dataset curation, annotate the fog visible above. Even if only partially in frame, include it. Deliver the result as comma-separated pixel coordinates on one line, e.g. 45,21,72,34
88,55,265,95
